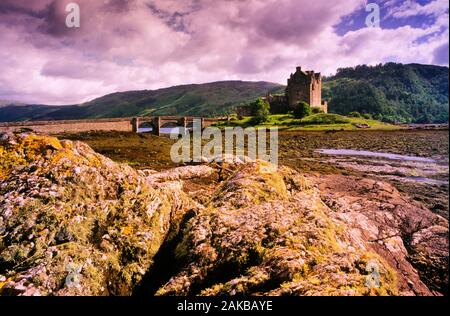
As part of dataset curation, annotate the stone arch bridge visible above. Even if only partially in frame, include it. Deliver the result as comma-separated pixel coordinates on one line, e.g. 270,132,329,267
0,116,228,136
131,116,226,135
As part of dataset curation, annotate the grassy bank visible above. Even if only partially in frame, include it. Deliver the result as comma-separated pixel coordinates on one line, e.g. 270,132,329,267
214,113,402,130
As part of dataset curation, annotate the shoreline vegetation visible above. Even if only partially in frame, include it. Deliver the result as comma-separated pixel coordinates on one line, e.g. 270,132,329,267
213,113,402,131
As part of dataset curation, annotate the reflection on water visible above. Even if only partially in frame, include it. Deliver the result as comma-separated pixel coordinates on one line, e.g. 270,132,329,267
138,127,192,134
315,149,448,186
317,149,435,163
406,176,448,186
138,127,153,133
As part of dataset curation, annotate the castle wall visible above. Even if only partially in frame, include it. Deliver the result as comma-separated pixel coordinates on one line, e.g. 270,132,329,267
286,71,311,106
236,105,253,117
309,77,322,108
320,101,328,113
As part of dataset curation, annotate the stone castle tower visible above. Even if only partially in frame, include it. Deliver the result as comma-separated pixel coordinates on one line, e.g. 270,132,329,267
237,66,328,116
285,66,328,112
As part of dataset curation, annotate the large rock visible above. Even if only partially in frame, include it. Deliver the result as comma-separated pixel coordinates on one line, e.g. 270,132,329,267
313,175,448,295
156,162,447,296
0,133,196,295
156,161,400,296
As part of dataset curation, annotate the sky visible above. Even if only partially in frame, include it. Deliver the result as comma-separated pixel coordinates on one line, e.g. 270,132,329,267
0,0,448,105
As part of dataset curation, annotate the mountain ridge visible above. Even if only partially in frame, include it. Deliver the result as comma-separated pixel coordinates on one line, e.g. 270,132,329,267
0,63,448,123
0,80,283,122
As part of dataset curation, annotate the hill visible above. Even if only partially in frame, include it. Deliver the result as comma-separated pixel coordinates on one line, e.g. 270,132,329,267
323,63,449,123
0,63,447,123
0,81,282,122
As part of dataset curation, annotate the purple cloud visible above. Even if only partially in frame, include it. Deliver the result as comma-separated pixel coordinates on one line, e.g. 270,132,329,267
0,0,448,104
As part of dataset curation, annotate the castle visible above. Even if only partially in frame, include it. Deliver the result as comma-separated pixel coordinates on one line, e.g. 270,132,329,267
286,66,327,111
267,66,328,113
236,66,328,116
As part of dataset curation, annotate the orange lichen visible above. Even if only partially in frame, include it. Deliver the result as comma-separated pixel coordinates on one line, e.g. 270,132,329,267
121,226,133,236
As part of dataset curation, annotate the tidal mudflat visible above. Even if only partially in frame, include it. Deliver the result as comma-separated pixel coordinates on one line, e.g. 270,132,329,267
277,129,449,219
56,129,449,219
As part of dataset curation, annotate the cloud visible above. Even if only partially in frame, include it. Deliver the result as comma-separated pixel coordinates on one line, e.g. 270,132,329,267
387,0,449,18
0,0,448,104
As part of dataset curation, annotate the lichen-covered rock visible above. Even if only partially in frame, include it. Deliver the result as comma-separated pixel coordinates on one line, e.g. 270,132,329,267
146,165,216,185
209,161,289,209
156,161,399,296
0,133,196,295
313,174,448,295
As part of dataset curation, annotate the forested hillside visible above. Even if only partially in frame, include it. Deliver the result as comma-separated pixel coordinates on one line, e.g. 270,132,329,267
323,63,449,123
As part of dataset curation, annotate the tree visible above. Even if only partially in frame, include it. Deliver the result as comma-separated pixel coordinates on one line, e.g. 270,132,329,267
252,97,270,124
348,111,361,117
326,63,449,123
311,107,325,114
293,101,311,119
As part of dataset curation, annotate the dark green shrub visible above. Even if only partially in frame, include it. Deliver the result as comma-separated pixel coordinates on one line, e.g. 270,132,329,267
293,101,311,119
251,98,270,124
311,107,325,114
348,111,362,118
300,113,350,125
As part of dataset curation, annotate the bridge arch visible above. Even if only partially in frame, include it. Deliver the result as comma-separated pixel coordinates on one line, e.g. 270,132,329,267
137,120,155,133
131,116,224,136
160,121,179,128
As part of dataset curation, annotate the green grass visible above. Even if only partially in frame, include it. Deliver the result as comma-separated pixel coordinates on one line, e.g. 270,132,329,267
214,113,402,131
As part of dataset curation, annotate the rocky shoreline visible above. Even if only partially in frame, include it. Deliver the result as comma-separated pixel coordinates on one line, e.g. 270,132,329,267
0,132,448,295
